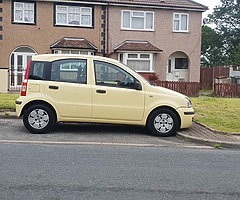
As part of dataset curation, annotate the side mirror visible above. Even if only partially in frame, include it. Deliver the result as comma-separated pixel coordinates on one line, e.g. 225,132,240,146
134,81,142,90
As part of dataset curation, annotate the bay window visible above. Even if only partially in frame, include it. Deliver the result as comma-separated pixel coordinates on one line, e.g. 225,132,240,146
53,50,94,55
119,53,154,72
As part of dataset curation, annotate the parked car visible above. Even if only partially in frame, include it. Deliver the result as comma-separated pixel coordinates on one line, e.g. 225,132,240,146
16,54,194,136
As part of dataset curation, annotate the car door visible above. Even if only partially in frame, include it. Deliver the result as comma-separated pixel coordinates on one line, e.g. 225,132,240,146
92,60,145,121
44,59,92,118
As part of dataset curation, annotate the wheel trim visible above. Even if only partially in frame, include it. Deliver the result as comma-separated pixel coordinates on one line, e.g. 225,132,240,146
153,113,174,133
28,109,50,130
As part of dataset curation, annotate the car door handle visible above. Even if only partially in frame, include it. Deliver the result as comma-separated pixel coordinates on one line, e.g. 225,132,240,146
49,85,59,90
96,89,106,94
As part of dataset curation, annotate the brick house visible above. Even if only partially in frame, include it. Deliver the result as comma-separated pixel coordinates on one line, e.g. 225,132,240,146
0,0,207,93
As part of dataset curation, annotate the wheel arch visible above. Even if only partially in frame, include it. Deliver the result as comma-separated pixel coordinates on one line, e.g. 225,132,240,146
20,100,57,121
146,106,181,130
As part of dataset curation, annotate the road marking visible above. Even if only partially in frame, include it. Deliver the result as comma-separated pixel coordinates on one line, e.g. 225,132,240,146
0,139,213,149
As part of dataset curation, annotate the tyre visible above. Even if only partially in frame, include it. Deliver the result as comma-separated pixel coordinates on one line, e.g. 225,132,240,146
147,108,179,137
23,104,56,134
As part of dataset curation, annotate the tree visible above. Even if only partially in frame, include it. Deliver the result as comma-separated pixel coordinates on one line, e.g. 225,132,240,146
201,25,226,67
232,44,240,65
208,0,240,65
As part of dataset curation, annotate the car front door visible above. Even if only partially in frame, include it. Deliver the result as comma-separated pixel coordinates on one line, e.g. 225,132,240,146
92,60,145,121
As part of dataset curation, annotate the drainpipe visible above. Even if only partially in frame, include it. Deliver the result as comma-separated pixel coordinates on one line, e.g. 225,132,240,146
106,3,109,57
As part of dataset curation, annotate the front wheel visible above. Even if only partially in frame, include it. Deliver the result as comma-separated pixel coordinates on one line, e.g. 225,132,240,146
147,108,179,137
23,104,56,134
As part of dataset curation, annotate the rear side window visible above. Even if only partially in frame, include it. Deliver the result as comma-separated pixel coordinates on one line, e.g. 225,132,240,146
50,59,87,84
29,62,46,80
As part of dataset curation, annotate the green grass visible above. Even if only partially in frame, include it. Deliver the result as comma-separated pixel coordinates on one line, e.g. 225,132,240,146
0,93,19,110
191,97,240,133
0,94,239,133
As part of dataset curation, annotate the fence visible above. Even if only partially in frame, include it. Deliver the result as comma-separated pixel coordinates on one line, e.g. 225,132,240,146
200,67,230,90
154,80,200,97
214,83,240,98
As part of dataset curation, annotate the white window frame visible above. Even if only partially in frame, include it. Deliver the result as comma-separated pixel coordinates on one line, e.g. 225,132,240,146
13,2,35,24
173,13,189,32
119,52,154,72
121,10,154,31
53,49,94,55
55,5,92,27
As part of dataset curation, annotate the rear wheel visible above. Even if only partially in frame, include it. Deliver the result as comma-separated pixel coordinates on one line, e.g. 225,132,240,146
23,104,56,134
147,108,179,137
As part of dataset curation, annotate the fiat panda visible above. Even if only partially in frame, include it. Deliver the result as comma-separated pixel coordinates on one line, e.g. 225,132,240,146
16,54,194,136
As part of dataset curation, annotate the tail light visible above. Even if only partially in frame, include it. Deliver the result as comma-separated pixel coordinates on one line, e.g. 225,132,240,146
20,79,28,96
20,59,32,96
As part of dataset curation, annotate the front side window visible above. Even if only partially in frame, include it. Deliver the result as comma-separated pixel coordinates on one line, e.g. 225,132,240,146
51,59,87,84
119,53,153,72
94,61,138,89
55,4,92,27
173,13,189,32
122,10,154,31
13,1,35,24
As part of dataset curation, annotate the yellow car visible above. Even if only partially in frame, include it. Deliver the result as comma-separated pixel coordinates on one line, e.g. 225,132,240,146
16,54,194,136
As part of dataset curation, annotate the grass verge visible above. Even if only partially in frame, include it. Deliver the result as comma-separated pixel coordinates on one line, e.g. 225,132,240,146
0,94,239,133
191,97,240,133
0,93,19,110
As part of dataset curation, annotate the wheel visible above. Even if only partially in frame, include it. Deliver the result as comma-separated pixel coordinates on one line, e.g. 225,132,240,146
147,108,179,137
23,104,56,134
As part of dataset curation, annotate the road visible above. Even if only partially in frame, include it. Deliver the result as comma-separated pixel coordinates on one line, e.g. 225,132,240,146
1,143,240,200
1,118,240,199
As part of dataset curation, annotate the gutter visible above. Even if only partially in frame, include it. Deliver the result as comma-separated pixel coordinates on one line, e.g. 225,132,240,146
35,0,208,12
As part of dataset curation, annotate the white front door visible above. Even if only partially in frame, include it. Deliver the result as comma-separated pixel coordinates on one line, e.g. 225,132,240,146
166,56,189,81
10,53,36,90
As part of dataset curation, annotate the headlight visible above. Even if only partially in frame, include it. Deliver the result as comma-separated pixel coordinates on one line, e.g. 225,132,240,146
185,97,192,108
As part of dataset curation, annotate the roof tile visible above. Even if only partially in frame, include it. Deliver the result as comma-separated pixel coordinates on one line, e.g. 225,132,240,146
91,0,208,10
50,37,98,50
114,40,162,52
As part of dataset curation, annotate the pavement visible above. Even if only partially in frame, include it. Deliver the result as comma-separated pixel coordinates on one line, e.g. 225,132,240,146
0,110,240,149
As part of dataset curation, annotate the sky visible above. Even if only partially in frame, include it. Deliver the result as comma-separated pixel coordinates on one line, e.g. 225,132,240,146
193,0,222,18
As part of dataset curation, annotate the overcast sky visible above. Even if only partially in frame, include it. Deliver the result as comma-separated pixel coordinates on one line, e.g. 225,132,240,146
193,0,222,18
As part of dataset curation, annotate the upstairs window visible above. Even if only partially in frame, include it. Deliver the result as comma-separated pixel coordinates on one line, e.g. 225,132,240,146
13,1,35,24
173,13,189,32
122,10,154,31
55,4,93,27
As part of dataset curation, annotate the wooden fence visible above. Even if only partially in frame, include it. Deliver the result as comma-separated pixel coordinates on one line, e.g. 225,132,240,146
214,83,240,98
200,67,230,90
154,81,200,97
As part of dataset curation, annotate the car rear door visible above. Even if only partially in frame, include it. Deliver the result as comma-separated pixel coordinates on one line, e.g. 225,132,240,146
44,59,92,119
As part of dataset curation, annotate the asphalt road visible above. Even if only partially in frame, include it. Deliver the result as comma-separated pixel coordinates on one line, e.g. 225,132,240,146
1,143,240,200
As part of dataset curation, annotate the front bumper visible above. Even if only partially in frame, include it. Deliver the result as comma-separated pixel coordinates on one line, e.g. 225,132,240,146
177,107,195,129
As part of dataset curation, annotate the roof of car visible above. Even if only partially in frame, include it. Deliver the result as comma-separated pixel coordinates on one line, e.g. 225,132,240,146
31,54,122,64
